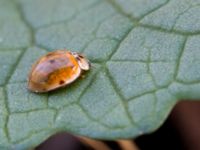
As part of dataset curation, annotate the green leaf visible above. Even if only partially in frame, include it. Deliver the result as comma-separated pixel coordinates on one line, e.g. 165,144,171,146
0,0,200,149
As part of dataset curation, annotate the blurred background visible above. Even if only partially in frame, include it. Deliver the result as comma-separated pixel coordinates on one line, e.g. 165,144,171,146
36,101,200,150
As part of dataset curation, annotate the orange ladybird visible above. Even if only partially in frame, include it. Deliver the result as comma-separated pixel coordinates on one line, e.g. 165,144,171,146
28,50,90,93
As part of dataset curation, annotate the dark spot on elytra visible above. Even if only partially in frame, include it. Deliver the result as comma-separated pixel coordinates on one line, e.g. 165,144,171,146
76,57,81,61
46,53,54,57
59,80,65,85
78,55,84,58
70,65,75,69
49,59,55,64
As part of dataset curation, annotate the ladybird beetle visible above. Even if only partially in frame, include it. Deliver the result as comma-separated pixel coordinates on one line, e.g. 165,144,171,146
28,50,90,93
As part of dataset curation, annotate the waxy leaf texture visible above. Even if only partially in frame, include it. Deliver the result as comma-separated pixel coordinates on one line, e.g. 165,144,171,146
0,0,200,149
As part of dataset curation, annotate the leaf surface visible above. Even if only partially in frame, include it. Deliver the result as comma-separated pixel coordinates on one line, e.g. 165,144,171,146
1,0,200,149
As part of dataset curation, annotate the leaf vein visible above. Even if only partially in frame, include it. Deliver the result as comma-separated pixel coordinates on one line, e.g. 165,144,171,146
106,0,137,21
77,104,114,129
2,87,11,143
34,0,103,30
3,50,24,86
104,67,142,131
139,0,170,21
106,27,134,62
140,23,200,36
173,37,188,81
13,0,35,45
